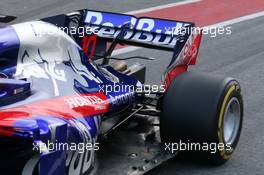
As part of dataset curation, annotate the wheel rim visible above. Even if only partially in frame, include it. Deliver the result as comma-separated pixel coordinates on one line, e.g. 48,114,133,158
223,97,241,145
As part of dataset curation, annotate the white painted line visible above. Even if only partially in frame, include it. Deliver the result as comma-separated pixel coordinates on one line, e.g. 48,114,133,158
126,0,202,15
113,10,264,56
209,11,264,28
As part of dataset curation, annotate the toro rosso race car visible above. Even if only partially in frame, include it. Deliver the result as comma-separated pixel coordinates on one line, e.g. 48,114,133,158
0,10,243,175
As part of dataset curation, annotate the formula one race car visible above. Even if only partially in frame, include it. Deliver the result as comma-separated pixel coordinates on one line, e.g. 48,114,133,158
0,10,243,175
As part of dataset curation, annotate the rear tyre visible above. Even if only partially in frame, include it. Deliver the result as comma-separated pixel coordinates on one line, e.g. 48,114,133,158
160,72,243,165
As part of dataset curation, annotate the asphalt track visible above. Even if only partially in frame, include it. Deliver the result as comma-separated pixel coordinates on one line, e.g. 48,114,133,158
1,0,264,175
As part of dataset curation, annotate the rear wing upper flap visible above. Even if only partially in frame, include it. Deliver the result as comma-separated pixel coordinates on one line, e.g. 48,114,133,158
82,10,196,52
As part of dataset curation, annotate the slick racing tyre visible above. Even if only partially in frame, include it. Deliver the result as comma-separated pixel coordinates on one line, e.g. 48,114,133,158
160,72,243,165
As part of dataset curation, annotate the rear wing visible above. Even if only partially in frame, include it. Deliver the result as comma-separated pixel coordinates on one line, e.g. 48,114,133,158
42,9,202,87
82,10,202,87
83,10,194,51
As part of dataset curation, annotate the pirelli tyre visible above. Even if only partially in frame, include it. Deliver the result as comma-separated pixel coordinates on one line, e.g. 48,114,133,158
160,72,243,165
